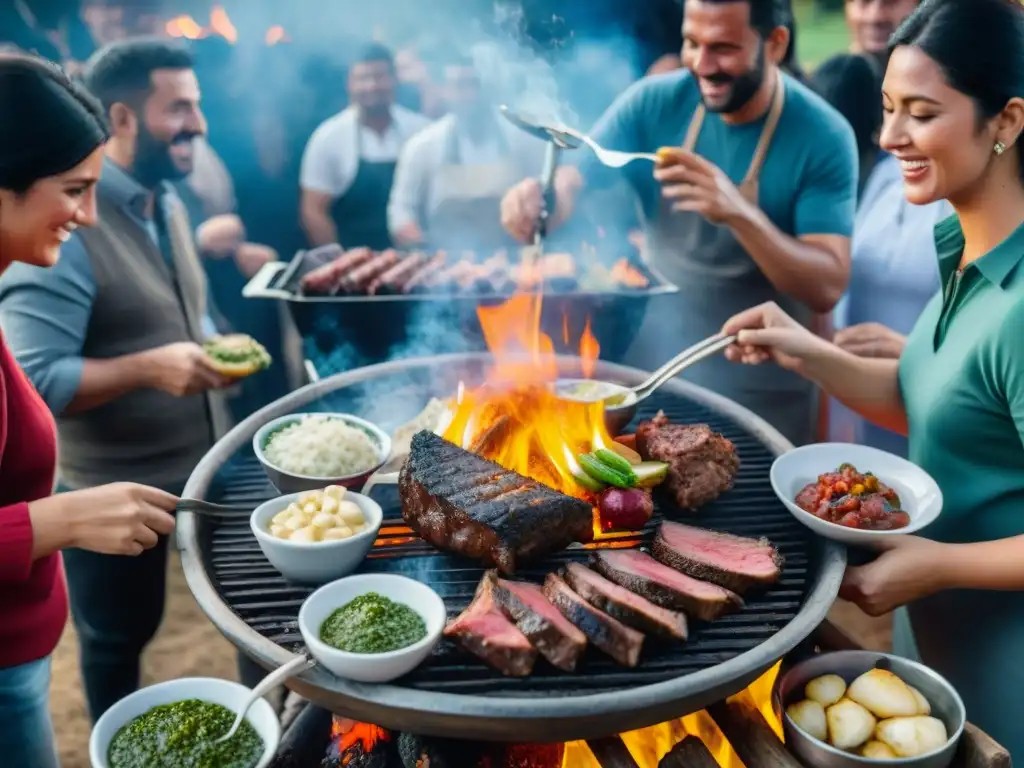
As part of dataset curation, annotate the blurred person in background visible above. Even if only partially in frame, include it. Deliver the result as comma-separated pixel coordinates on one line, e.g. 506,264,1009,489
0,52,177,767
1,0,95,69
845,0,919,65
388,51,545,252
300,43,430,250
501,0,857,446
0,38,234,723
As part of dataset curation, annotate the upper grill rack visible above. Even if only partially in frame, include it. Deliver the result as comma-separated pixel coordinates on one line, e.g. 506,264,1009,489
203,392,816,699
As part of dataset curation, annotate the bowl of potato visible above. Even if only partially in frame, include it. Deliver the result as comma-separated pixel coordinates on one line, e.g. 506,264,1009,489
250,485,383,584
774,651,965,767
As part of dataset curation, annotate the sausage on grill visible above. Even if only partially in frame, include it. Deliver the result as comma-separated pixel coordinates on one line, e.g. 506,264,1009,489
369,252,426,295
299,246,373,294
337,249,401,293
403,252,448,294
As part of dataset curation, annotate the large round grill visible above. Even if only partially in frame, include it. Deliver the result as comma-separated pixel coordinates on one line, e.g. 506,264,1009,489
178,354,843,741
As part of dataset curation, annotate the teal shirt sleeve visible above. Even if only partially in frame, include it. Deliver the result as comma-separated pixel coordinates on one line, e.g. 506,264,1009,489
576,77,653,192
995,298,1024,447
0,233,93,415
791,114,858,237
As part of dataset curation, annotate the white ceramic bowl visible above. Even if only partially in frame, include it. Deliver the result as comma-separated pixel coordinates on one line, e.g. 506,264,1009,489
89,677,280,768
253,413,392,494
770,443,943,546
298,573,446,683
251,490,383,585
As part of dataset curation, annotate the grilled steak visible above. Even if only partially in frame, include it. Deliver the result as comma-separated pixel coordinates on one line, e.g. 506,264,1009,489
444,571,537,676
543,573,643,667
635,413,739,511
652,521,783,594
400,431,594,574
591,550,743,622
561,562,688,641
491,572,587,671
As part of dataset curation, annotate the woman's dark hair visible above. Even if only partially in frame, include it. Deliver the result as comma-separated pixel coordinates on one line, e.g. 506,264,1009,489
813,53,883,191
0,53,109,194
891,0,1024,180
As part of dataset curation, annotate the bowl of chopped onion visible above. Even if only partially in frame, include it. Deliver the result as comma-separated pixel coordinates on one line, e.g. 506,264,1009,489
250,485,383,584
253,413,391,494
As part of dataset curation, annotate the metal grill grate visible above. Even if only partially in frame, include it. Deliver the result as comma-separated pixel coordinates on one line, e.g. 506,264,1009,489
203,391,817,699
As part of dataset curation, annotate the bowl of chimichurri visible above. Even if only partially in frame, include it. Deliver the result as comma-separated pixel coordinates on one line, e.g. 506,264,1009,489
298,573,447,683
89,677,280,768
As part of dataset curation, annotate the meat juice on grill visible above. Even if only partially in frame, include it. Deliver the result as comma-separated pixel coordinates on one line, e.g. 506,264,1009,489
561,562,688,641
399,431,594,575
635,414,739,511
651,521,783,595
491,572,588,672
444,571,537,677
591,550,743,622
543,572,644,668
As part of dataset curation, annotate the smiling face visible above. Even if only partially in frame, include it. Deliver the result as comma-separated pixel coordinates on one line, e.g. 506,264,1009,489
880,46,999,205
0,145,105,269
845,0,919,56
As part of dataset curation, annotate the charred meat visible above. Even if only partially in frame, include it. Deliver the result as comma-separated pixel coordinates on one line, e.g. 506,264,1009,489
652,521,783,594
444,571,537,677
561,562,688,641
635,413,739,511
491,572,587,672
543,573,644,668
591,550,743,622
399,431,594,574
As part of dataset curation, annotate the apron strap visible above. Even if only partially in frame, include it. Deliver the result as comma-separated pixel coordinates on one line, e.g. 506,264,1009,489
682,104,706,152
742,75,786,186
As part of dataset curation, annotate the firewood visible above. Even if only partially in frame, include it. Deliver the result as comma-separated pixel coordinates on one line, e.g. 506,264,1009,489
707,701,802,768
658,736,718,768
584,736,640,768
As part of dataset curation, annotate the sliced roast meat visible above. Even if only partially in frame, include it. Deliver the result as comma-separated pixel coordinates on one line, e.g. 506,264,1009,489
542,573,643,668
561,562,688,641
652,521,783,594
591,550,743,622
635,414,739,511
491,572,587,671
444,571,537,677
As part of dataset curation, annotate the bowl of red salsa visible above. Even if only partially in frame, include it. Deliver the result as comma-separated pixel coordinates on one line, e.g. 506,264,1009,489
770,443,943,545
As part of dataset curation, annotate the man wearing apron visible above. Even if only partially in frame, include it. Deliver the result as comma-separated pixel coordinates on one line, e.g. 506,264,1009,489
389,55,545,253
500,0,857,446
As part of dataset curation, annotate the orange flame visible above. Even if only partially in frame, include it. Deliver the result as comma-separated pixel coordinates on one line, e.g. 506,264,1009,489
209,5,238,44
330,717,389,761
265,25,289,45
165,15,205,40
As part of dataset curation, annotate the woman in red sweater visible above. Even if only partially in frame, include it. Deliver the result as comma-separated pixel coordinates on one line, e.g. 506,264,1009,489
0,53,179,766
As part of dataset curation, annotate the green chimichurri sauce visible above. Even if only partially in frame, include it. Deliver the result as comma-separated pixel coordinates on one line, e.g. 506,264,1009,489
320,592,427,653
107,699,264,768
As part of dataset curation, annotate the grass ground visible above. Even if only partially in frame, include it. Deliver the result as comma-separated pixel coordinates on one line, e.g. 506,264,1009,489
794,0,850,67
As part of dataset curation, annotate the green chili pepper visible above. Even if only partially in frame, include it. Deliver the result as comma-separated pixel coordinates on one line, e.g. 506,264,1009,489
578,453,636,489
594,448,637,476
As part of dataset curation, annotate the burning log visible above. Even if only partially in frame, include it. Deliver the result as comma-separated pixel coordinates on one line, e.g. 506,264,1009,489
658,736,718,768
584,736,640,768
396,732,489,767
706,701,802,768
322,718,394,768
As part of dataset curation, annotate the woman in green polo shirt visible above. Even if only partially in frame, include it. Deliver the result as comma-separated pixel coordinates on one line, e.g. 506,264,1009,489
720,0,1024,755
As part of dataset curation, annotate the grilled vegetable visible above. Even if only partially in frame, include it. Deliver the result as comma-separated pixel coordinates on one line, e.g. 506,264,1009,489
632,461,669,488
578,453,636,489
595,448,636,476
570,462,605,492
598,488,654,531
608,441,642,465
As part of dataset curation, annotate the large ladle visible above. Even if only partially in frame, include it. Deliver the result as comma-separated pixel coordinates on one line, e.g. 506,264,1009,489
554,333,737,435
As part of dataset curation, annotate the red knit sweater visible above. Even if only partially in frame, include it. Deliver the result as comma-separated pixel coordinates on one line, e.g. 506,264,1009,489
0,332,65,668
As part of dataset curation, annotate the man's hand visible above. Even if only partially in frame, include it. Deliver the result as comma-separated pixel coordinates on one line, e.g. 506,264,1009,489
654,148,751,225
234,243,278,278
138,342,231,396
394,222,425,247
834,322,907,359
197,214,246,257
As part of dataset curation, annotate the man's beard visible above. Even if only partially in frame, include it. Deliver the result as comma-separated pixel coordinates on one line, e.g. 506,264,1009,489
133,125,195,188
700,42,767,114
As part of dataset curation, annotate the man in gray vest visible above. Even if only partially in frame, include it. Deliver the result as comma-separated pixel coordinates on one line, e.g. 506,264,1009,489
0,38,232,722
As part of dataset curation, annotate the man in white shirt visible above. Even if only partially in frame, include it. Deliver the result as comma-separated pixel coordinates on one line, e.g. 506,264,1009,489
388,53,545,253
299,43,431,249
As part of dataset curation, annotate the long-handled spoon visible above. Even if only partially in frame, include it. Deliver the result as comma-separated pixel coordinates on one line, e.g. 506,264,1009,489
213,655,315,745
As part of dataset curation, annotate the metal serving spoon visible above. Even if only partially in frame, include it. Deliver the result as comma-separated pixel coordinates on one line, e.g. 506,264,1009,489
213,655,315,746
555,333,737,435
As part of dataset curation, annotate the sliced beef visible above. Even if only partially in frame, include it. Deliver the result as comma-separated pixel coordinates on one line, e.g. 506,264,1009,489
635,413,739,511
399,431,594,574
561,562,688,641
591,550,743,622
491,572,587,671
652,521,783,594
542,573,643,667
444,572,537,676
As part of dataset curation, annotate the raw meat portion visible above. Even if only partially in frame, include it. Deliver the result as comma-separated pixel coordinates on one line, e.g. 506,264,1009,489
491,572,587,671
591,550,743,621
652,521,783,594
543,573,644,668
635,413,739,510
444,571,537,676
561,562,688,641
399,431,594,574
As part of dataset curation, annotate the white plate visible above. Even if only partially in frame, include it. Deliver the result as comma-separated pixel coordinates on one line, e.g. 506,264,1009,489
770,442,942,545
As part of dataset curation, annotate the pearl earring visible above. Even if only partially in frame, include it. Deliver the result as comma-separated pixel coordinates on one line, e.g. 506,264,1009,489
995,141,1007,156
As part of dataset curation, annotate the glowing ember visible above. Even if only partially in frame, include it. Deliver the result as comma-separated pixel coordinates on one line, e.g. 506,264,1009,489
329,717,390,763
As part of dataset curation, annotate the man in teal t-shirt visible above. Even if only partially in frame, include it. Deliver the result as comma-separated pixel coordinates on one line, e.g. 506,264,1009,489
500,0,857,446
